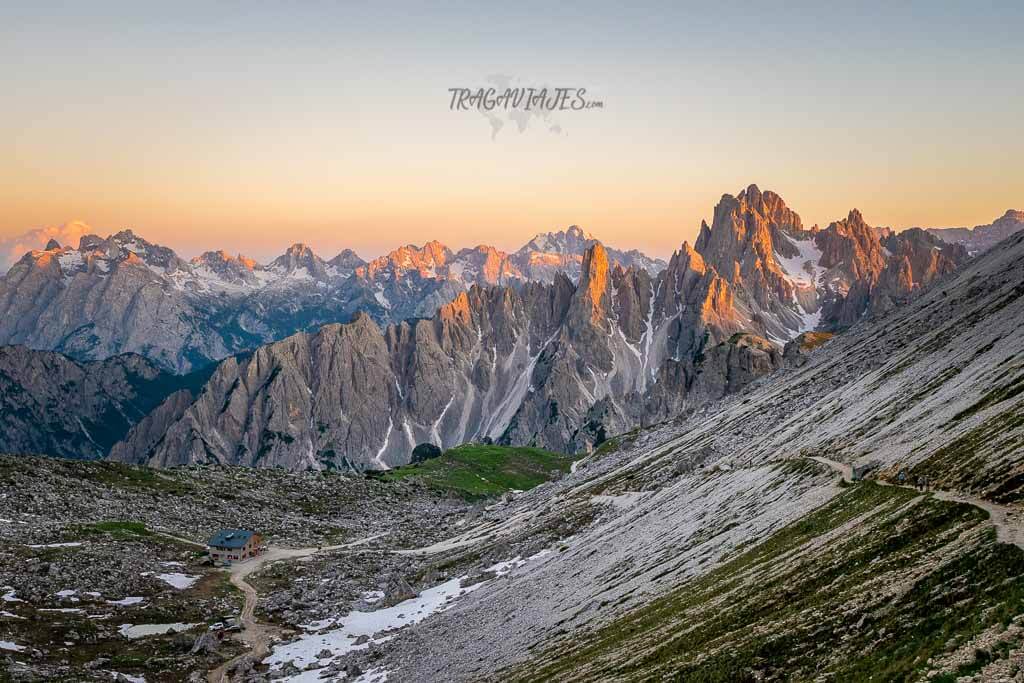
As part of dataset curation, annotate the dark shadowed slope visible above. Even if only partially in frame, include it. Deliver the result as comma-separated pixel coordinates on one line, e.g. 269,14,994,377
0,347,213,459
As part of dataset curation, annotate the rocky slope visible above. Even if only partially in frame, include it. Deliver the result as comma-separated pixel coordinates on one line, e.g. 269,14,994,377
0,227,664,373
0,455,474,682
322,212,1024,683
0,347,209,460
927,208,1024,255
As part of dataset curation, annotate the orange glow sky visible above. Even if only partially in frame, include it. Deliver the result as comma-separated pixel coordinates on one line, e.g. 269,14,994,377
2,3,1021,262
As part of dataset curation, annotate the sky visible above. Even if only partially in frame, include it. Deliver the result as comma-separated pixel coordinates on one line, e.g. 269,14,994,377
2,1,1022,265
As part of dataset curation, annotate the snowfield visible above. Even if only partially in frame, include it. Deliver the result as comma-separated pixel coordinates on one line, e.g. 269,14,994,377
265,554,552,680
774,235,823,289
118,623,200,639
155,573,199,590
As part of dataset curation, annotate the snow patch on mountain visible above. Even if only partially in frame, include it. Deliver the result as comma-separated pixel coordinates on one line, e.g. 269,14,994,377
774,235,823,289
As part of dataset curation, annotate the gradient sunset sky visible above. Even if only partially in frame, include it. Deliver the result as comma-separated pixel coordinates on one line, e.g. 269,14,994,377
2,1,1022,262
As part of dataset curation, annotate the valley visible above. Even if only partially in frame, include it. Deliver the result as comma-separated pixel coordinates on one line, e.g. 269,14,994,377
0,189,1022,682
3,4,1022,680
0,452,543,681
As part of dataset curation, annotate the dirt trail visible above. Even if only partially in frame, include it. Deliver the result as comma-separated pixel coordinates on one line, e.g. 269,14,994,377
207,533,388,682
806,456,1024,551
808,456,852,483
150,528,208,549
931,490,1024,550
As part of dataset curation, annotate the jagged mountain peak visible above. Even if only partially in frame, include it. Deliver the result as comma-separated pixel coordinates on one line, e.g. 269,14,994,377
513,225,666,285
192,250,259,269
275,242,318,260
991,208,1024,226
687,187,972,343
518,225,596,254
397,240,451,262
698,184,800,257
62,229,188,274
662,241,709,289
328,248,366,272
572,243,611,325
740,182,762,196
819,210,887,273
693,186,806,338
269,242,328,278
459,243,504,257
580,241,608,273
421,238,450,252
111,228,139,241
720,183,804,233
826,208,870,231
566,224,591,238
348,308,380,330
678,239,703,262
361,241,454,281
189,250,266,287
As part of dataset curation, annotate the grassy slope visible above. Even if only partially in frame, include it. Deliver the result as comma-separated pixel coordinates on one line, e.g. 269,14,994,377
513,482,1024,682
379,444,575,499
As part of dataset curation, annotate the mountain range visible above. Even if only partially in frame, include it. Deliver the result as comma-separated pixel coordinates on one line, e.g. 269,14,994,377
926,209,1024,255
79,186,985,468
0,226,663,373
1,185,1018,469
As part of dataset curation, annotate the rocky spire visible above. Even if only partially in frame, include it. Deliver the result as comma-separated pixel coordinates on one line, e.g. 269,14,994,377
270,243,330,279
572,243,611,326
817,209,887,282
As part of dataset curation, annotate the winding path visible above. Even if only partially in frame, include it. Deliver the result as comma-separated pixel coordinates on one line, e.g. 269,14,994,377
207,533,388,682
806,456,1024,551
808,456,852,483
930,489,1024,550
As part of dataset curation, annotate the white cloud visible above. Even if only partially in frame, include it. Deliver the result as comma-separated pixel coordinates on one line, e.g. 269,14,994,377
0,221,93,272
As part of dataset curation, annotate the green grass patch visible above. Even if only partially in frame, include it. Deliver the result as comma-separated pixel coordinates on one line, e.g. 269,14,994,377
378,444,575,499
592,436,621,458
70,520,152,540
915,405,1024,500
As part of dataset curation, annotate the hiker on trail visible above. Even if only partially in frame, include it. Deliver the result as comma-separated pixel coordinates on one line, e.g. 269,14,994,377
916,476,925,491
898,469,907,485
